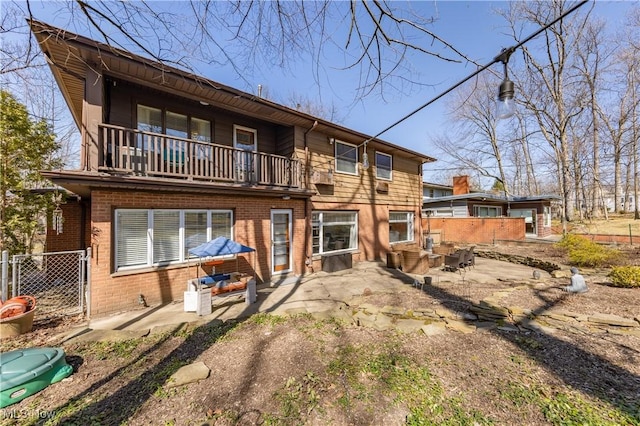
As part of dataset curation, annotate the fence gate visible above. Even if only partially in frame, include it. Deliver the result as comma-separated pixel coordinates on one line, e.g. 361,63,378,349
8,249,90,320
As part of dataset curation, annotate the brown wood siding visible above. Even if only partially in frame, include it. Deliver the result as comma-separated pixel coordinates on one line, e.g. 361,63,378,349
107,79,289,155
276,126,295,157
305,132,422,207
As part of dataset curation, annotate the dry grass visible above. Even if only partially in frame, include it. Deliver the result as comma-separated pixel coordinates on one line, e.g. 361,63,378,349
565,213,640,235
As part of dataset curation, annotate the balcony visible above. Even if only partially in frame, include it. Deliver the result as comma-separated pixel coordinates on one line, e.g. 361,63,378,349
98,124,301,188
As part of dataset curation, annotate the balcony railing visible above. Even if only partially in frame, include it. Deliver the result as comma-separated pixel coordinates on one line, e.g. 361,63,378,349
98,124,301,188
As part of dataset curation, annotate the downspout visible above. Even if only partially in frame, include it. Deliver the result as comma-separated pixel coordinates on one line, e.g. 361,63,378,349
303,121,319,272
79,197,86,250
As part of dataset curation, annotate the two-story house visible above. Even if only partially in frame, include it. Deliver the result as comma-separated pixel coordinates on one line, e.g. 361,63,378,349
30,20,434,316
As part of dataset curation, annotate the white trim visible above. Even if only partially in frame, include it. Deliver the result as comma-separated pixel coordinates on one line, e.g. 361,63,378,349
233,124,257,151
375,151,393,181
334,139,359,175
271,209,293,275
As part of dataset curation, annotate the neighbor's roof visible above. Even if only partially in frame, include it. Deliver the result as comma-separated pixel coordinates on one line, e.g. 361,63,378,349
423,181,453,190
423,192,562,204
29,20,435,164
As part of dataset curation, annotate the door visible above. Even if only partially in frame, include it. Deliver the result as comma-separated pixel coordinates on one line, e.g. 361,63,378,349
509,209,537,236
271,209,292,274
233,125,257,182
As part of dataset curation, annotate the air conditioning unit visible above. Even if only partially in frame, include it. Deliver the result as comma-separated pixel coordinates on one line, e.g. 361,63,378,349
311,170,334,185
376,181,389,193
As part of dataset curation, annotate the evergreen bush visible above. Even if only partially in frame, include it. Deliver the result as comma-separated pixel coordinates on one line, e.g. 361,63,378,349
608,266,640,288
555,234,620,268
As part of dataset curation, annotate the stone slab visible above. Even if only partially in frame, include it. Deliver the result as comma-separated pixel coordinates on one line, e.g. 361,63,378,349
381,305,406,316
63,328,150,344
395,319,427,334
445,319,476,334
421,323,447,336
588,313,638,327
372,313,395,331
167,361,210,388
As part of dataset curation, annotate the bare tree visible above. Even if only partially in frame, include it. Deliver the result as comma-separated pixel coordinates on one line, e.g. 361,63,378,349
627,8,640,219
284,93,346,124
1,7,80,169
433,71,512,194
597,43,640,215
4,1,479,100
511,113,540,195
503,0,591,226
573,18,612,219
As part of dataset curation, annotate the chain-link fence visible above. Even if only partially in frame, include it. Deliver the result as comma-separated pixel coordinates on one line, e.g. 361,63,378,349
2,249,89,320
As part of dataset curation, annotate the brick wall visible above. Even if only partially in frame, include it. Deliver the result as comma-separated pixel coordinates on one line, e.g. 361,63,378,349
307,202,423,274
46,201,89,252
422,217,526,244
48,189,424,316
536,214,552,238
88,189,306,316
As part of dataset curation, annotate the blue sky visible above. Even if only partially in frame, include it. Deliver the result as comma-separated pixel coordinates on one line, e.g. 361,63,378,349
15,1,638,183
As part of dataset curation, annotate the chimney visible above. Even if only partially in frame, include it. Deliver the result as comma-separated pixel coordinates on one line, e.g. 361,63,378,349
453,175,469,195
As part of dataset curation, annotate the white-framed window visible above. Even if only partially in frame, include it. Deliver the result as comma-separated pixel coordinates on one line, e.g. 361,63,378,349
115,209,233,271
389,211,414,243
233,125,257,179
137,104,211,139
136,104,211,165
474,205,502,217
311,211,358,254
233,125,257,151
375,152,392,180
543,206,552,227
137,105,162,134
335,140,358,175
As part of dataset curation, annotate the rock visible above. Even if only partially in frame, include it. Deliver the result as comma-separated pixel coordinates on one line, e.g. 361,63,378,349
496,324,519,332
372,313,395,331
413,308,438,319
381,305,406,316
353,311,375,328
166,361,210,388
444,319,476,334
475,321,498,331
395,319,426,334
551,269,571,278
508,306,532,317
540,312,575,322
519,319,556,334
607,327,640,337
358,303,380,315
587,313,638,327
421,323,447,336
435,308,455,319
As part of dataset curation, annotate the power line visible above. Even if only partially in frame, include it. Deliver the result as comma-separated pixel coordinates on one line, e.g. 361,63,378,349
359,0,589,148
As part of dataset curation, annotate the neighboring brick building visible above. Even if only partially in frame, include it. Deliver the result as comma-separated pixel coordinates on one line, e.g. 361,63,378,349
32,21,434,316
423,176,559,241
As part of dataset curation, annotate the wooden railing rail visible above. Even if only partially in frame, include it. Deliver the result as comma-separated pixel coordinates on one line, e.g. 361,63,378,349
98,124,301,188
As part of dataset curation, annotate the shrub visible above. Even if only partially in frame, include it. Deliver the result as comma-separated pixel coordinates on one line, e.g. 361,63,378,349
608,266,640,288
555,234,620,267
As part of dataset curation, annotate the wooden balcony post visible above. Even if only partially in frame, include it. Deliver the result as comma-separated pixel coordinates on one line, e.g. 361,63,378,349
81,67,103,172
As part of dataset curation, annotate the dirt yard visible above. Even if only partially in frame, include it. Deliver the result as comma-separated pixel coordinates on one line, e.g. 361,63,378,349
1,242,639,425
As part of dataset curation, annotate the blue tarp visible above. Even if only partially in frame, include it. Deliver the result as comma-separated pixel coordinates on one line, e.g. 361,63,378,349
188,236,255,257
